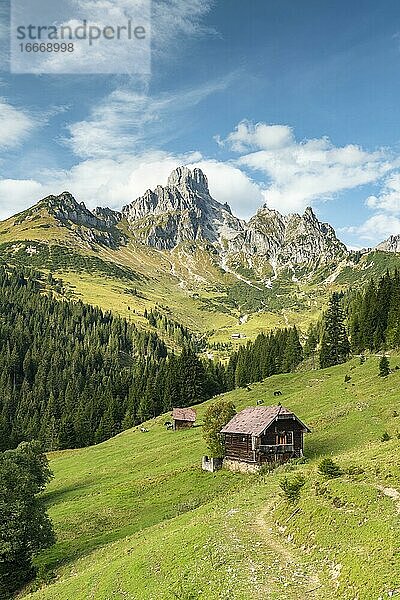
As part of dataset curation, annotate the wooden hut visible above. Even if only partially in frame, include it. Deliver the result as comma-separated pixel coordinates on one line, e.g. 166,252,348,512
221,405,310,471
172,408,196,431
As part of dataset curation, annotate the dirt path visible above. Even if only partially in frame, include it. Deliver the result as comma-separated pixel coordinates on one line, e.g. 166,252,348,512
250,503,324,599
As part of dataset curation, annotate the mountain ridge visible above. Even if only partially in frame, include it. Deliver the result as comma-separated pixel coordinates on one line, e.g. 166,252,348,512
11,166,355,276
2,165,400,347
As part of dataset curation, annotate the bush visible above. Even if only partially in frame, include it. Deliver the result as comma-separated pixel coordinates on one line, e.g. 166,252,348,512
279,473,306,503
258,462,278,476
345,464,365,477
318,457,342,479
381,431,391,442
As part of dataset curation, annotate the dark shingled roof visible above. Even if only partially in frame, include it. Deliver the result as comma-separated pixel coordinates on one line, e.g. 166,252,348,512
172,408,196,422
220,405,309,436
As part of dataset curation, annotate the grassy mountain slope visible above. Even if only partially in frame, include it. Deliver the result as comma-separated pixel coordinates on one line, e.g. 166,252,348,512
24,355,400,599
3,200,400,349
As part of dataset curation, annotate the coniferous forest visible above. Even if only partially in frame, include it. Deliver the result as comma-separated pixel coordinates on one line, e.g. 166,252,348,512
0,266,309,452
348,270,400,352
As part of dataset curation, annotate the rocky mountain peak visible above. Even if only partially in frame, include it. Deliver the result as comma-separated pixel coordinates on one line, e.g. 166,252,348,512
166,166,209,195
303,206,317,221
37,191,125,249
120,165,347,271
376,234,400,253
93,206,122,227
121,166,230,225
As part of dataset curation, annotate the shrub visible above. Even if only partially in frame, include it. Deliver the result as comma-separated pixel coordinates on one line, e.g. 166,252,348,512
345,464,365,477
258,462,278,476
318,457,342,479
279,473,306,503
381,431,391,442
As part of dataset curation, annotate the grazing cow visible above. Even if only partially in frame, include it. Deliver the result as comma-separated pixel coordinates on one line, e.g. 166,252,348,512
140,427,149,433
274,390,283,397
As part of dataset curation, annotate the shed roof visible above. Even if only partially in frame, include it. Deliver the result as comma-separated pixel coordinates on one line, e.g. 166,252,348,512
172,407,196,422
220,405,310,436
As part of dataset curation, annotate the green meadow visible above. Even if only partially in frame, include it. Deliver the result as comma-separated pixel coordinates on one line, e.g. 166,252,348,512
23,354,400,600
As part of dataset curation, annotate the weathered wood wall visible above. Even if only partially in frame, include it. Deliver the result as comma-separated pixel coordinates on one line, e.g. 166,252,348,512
224,433,254,462
174,419,194,430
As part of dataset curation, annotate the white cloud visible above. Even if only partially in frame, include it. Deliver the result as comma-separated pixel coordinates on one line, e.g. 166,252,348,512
0,100,37,150
219,120,396,214
22,0,214,75
66,77,232,159
0,151,202,220
216,120,294,152
366,172,400,214
52,151,203,209
0,150,265,223
0,179,45,220
342,213,400,243
152,0,216,59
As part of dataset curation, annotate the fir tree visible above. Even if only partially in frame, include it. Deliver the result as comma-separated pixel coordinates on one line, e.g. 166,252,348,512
319,293,350,368
379,355,390,377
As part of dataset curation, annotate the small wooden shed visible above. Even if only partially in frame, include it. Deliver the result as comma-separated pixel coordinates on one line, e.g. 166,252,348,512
221,405,310,470
172,408,196,431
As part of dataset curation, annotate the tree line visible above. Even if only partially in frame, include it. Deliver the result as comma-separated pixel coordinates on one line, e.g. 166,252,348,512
0,266,224,452
348,270,400,352
0,266,311,452
303,270,400,370
226,326,304,387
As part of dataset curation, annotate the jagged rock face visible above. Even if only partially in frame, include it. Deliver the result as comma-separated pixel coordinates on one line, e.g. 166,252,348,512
376,235,400,253
122,167,247,251
122,167,348,270
41,192,125,249
27,167,348,273
93,206,122,227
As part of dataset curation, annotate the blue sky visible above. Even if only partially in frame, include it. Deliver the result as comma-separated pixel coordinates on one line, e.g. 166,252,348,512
1,0,400,247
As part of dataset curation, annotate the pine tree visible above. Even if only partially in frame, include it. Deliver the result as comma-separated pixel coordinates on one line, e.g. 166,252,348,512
319,293,350,368
379,355,390,377
386,270,400,348
282,327,303,372
304,323,318,357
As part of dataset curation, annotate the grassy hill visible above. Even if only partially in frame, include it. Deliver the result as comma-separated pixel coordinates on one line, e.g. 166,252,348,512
23,354,400,599
3,197,400,350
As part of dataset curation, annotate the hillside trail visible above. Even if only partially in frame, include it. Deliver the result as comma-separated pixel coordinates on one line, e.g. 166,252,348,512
243,499,332,600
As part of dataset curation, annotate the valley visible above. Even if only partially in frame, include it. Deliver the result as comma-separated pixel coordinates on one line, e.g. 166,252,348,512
23,355,400,600
0,166,399,349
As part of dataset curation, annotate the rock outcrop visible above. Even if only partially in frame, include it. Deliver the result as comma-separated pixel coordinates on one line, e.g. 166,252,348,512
122,166,348,272
376,235,400,254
